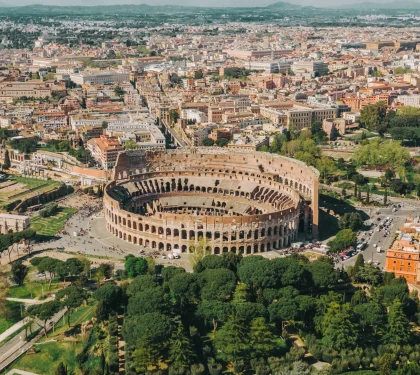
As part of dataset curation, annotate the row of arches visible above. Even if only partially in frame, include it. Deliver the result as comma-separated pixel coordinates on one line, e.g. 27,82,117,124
107,224,296,254
105,209,296,241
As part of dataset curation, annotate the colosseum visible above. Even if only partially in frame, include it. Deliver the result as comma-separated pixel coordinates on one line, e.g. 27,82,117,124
104,148,319,255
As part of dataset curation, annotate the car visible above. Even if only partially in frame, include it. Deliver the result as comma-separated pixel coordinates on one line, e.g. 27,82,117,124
161,255,167,259
373,244,377,248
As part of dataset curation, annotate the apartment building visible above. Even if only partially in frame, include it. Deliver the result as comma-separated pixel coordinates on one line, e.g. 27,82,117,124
223,49,294,60
385,233,420,285
260,102,337,130
70,71,130,85
291,61,329,77
87,135,124,170
397,95,420,108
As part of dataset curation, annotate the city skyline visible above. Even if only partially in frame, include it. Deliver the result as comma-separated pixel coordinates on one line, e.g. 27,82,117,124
0,0,417,7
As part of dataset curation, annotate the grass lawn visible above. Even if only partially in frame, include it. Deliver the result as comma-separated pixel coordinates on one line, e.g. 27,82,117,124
11,341,83,375
30,207,77,236
9,302,96,374
0,301,23,334
44,301,96,340
0,176,61,206
8,281,63,299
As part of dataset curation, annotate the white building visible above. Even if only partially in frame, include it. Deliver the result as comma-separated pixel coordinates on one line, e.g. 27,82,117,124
397,95,420,108
69,71,130,85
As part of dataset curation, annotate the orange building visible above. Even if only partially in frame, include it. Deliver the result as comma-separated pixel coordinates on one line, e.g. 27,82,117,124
385,233,420,285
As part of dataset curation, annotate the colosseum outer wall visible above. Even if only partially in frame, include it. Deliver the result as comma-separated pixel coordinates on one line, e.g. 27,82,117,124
105,148,319,254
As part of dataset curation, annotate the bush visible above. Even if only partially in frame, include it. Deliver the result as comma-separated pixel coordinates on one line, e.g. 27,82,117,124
322,348,339,363
361,357,371,369
190,363,205,375
207,361,222,375
39,202,58,218
348,355,361,370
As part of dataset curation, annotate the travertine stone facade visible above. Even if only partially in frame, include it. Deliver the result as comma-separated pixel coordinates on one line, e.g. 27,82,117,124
0,214,30,234
104,148,319,254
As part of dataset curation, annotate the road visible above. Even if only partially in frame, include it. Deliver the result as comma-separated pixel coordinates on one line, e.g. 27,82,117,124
338,205,418,269
0,308,67,372
160,120,187,147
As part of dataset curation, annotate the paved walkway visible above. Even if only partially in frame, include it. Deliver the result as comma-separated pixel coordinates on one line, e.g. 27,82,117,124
5,298,53,305
0,318,28,343
6,370,39,375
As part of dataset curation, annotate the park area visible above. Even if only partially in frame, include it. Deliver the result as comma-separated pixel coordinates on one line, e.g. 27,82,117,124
30,207,77,237
11,301,96,375
0,176,60,209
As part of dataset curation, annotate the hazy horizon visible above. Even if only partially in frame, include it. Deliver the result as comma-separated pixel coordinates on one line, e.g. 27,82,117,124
1,0,416,7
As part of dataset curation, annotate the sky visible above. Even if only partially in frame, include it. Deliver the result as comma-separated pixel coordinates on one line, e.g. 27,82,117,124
1,0,411,7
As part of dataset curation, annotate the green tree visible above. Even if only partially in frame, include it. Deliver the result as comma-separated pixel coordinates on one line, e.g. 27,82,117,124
93,283,122,316
56,286,88,327
396,363,420,375
353,253,365,278
3,149,10,170
316,156,336,183
190,237,211,272
307,259,338,289
127,287,169,316
198,269,236,301
194,69,204,79
249,317,277,358
133,334,162,373
360,102,387,131
214,316,250,365
11,261,28,285
386,300,411,345
169,109,180,124
379,353,393,375
215,138,229,147
114,85,126,97
196,300,231,333
322,303,359,350
27,300,61,337
123,312,172,346
201,137,214,146
124,139,140,150
126,274,159,296
124,255,148,278
169,273,200,308
339,213,363,231
353,138,410,171
327,229,357,253
169,323,196,370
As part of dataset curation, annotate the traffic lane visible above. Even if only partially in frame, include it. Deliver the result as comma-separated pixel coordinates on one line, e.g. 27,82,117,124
339,212,406,268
